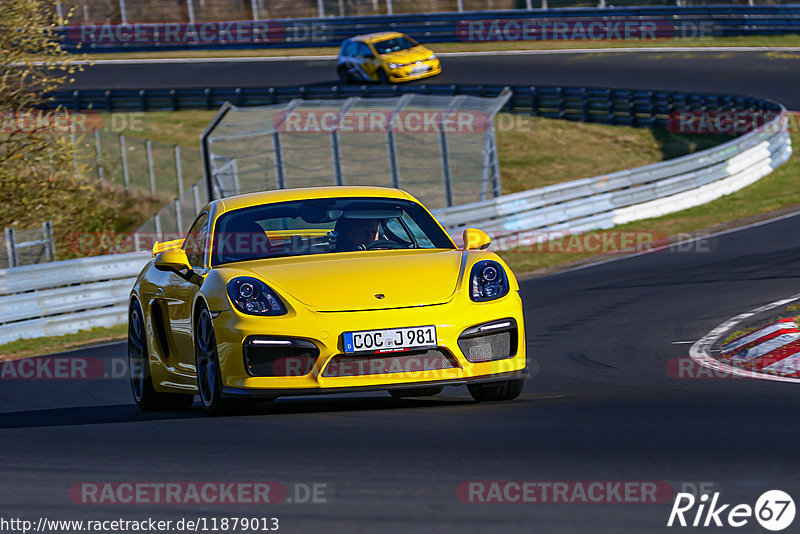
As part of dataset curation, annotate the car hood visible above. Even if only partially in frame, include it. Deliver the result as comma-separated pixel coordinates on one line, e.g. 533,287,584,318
381,45,433,65
246,249,462,312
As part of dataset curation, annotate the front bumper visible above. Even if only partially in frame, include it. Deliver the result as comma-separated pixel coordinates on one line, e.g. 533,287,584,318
212,291,526,396
387,60,442,82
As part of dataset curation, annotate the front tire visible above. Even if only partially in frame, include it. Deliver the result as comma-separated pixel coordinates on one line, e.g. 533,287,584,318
337,65,352,84
389,386,443,398
195,306,238,415
128,300,194,411
468,379,525,402
376,68,390,84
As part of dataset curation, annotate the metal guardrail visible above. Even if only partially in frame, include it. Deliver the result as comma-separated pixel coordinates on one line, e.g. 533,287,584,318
433,116,791,243
59,5,800,53
0,253,150,345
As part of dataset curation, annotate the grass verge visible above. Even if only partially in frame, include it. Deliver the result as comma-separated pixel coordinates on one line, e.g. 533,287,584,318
0,324,127,360
69,35,800,61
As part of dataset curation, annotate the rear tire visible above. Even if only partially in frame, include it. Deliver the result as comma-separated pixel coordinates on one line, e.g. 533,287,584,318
389,386,444,398
468,379,525,402
195,306,239,415
128,300,194,411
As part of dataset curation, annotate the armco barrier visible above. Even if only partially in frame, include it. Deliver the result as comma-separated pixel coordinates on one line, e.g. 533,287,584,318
59,5,800,52
0,253,150,345
432,116,791,242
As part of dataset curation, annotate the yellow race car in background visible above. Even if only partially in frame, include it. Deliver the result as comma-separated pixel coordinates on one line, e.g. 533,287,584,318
129,187,526,414
337,32,441,84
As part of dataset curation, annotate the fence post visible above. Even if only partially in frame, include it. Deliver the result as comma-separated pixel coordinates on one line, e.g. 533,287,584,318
386,94,411,189
94,128,104,183
4,228,17,269
192,183,202,214
146,139,157,196
42,221,56,262
386,0,393,15
187,0,196,22
70,129,79,180
154,213,162,236
525,0,532,8
119,0,127,24
439,96,465,207
55,0,63,19
457,0,464,11
317,0,325,17
174,199,183,235
251,0,260,20
541,0,547,8
331,131,344,186
174,145,184,198
272,132,286,189
120,134,130,192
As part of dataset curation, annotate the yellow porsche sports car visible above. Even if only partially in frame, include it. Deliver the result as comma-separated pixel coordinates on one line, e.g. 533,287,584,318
337,32,441,84
129,187,527,414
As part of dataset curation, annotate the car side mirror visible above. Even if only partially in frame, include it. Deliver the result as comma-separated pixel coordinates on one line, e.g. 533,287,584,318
462,228,492,251
363,52,374,59
154,247,192,275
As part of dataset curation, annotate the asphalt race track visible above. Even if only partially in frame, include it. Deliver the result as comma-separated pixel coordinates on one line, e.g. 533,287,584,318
66,49,800,108
3,49,800,532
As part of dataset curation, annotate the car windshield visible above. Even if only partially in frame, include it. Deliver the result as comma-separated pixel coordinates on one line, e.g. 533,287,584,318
211,197,455,266
372,36,418,55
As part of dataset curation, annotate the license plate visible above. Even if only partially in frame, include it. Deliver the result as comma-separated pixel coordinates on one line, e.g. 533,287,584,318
343,325,437,354
412,65,428,73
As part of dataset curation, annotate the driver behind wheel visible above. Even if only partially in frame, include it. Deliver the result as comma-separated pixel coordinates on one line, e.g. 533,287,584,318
333,217,380,252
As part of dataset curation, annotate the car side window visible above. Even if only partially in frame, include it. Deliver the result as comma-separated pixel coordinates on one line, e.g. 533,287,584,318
342,40,356,56
183,212,209,268
356,42,373,57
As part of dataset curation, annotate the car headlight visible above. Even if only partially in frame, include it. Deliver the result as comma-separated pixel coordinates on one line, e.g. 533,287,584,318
469,260,509,302
389,62,402,69
227,277,286,316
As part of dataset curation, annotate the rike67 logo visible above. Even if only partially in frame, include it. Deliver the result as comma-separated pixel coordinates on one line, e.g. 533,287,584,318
668,490,795,531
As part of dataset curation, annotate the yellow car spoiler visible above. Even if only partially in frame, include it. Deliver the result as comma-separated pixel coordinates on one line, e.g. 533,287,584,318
152,238,185,258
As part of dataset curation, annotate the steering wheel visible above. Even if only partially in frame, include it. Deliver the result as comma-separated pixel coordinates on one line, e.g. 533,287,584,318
358,239,405,250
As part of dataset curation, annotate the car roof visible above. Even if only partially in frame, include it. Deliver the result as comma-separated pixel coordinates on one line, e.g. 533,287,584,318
215,186,414,213
352,31,405,43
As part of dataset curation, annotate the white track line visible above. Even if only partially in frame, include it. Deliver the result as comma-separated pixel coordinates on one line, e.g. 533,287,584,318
57,46,800,65
689,293,800,383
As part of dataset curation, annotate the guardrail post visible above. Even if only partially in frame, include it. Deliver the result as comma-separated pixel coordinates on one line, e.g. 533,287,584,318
93,128,104,183
120,134,130,192
43,221,56,262
174,145,184,198
4,228,17,268
146,139,157,196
